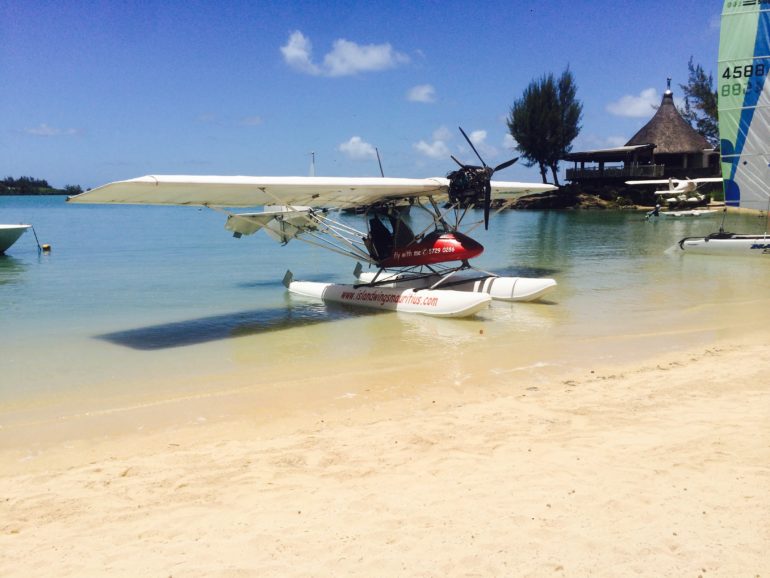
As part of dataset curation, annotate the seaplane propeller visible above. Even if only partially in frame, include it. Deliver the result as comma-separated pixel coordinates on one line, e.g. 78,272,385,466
447,127,518,229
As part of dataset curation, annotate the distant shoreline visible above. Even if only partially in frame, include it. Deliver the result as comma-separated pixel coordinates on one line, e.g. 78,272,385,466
1,177,82,197
0,192,70,196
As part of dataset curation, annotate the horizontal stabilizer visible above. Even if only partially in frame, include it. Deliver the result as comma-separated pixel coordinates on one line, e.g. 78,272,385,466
225,206,316,242
225,213,273,236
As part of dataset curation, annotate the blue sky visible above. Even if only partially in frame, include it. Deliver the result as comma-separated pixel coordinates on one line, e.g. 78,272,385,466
1,0,720,189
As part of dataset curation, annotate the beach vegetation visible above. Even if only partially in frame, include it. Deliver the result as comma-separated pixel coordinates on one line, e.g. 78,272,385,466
506,67,583,187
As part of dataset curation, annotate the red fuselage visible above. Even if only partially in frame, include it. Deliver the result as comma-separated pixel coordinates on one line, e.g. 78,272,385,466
378,231,484,268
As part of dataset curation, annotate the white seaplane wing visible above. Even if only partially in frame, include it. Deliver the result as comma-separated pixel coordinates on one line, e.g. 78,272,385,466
625,178,722,186
68,175,556,209
626,177,722,198
626,177,721,191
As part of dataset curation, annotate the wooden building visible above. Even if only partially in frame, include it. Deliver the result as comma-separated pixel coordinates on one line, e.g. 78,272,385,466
565,83,720,185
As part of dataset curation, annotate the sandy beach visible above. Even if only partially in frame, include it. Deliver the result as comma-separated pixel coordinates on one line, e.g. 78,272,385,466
1,332,768,577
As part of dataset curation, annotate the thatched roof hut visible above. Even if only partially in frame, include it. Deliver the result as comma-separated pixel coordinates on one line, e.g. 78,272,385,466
565,81,719,184
625,87,711,153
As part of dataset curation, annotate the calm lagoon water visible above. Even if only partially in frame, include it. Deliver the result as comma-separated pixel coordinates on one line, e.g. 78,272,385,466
2,195,769,433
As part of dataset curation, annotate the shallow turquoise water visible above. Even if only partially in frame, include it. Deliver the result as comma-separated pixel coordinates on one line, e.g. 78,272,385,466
1,196,769,420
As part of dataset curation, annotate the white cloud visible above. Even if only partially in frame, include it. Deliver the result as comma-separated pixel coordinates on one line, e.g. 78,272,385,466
339,136,377,160
502,133,517,149
574,134,629,150
239,115,263,126
413,139,450,159
281,30,409,77
325,38,409,76
469,129,487,144
432,126,452,142
413,126,458,160
24,123,77,136
604,135,628,147
280,30,321,75
606,88,659,117
407,84,436,103
465,129,498,160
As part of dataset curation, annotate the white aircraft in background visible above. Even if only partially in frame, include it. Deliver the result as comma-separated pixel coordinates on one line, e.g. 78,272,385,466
626,177,723,204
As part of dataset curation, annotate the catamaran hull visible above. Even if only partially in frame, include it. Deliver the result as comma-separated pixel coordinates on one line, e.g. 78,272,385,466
678,235,770,256
0,225,30,254
356,271,556,302
287,280,491,318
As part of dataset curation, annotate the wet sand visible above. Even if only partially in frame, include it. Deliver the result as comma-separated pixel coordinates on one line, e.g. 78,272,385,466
1,332,768,577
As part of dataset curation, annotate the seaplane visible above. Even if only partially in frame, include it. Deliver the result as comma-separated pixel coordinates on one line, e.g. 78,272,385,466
626,177,723,216
68,128,558,318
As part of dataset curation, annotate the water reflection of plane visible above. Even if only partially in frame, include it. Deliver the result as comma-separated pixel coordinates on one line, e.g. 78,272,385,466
400,298,557,346
0,255,28,285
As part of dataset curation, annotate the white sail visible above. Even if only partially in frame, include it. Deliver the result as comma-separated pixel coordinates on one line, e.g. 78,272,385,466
718,1,770,211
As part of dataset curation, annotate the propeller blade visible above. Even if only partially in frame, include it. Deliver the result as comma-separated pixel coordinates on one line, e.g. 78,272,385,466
450,155,466,168
458,126,487,168
493,157,519,174
484,182,491,230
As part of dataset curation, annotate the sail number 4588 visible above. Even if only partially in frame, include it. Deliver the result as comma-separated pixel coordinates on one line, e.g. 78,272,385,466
721,64,767,96
722,64,766,79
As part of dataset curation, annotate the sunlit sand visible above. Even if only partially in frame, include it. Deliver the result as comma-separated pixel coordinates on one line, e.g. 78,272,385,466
1,302,768,576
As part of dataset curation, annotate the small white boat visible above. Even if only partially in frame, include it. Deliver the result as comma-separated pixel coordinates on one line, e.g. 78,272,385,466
0,224,31,254
356,270,556,302
284,271,491,318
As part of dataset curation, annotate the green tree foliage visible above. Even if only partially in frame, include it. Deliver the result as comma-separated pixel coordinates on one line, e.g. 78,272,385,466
507,67,583,186
64,184,83,195
679,57,718,146
1,176,76,195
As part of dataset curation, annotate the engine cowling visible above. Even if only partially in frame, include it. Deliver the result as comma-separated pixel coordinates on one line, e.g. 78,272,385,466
378,231,483,267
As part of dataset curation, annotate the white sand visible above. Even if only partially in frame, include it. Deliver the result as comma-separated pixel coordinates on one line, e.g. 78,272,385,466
1,339,768,577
